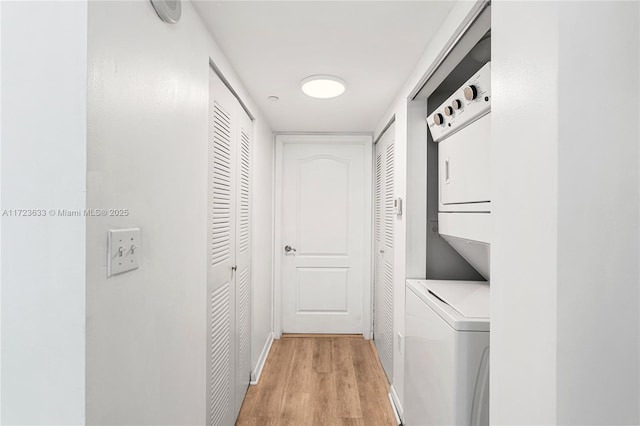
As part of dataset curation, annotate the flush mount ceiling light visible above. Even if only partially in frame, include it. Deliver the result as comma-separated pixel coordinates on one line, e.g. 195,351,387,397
300,75,346,99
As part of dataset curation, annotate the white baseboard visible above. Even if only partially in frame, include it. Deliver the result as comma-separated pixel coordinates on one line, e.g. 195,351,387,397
388,392,401,425
389,383,404,425
250,332,274,385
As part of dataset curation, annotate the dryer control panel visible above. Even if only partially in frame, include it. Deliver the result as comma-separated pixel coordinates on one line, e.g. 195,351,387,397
428,62,491,143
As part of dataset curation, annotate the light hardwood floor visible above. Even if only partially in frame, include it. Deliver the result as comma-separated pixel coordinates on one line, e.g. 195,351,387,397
236,334,397,426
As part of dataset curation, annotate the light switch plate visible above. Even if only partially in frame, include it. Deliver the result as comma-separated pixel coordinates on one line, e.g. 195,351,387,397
108,228,141,277
394,197,403,216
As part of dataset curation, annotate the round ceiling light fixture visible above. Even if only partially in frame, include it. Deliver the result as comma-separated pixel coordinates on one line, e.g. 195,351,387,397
300,75,346,99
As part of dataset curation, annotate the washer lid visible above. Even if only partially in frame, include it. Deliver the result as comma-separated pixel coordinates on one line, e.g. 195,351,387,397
425,280,490,319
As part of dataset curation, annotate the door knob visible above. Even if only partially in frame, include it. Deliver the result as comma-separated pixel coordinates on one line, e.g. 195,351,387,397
284,245,297,253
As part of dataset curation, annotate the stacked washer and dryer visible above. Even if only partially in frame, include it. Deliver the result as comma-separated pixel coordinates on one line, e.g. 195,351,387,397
404,62,491,426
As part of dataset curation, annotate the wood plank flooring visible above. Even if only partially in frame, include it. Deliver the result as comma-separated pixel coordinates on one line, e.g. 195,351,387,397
236,335,397,426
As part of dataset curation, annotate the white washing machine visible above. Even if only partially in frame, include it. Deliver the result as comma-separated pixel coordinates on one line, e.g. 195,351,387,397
404,279,490,426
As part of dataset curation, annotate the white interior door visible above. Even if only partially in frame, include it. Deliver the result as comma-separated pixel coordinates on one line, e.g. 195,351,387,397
374,123,395,381
279,138,371,334
207,68,252,425
234,109,252,414
207,70,237,426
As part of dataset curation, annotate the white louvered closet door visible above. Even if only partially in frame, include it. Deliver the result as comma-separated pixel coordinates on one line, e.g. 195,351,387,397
234,107,252,415
373,122,395,382
207,69,252,426
207,71,236,426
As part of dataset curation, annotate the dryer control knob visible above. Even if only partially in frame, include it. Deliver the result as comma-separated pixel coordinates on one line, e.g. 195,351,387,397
452,99,463,110
464,85,478,101
444,106,454,116
433,113,444,125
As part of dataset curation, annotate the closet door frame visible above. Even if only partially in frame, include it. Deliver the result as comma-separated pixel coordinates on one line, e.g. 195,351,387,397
373,121,395,382
234,109,253,416
207,63,255,425
207,68,238,426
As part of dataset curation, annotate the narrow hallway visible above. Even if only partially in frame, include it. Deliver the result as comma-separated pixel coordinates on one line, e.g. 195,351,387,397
236,335,396,426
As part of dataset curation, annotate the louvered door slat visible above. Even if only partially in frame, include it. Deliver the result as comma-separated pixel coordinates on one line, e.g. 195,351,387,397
236,267,250,400
384,141,394,249
374,151,383,346
209,283,231,426
375,153,382,243
239,129,250,253
211,100,233,267
382,261,394,375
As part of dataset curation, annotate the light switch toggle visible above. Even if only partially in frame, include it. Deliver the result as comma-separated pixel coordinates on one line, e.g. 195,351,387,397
108,228,141,277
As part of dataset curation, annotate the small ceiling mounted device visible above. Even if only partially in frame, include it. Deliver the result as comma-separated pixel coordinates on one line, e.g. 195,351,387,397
150,0,181,24
301,75,346,99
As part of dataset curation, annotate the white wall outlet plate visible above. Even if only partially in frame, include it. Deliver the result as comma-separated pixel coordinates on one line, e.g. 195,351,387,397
108,228,141,277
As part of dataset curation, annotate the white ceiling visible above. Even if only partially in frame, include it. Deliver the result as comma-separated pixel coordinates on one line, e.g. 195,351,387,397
192,1,456,133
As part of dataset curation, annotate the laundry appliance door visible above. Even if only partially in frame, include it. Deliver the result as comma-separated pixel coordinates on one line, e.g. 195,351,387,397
438,113,491,207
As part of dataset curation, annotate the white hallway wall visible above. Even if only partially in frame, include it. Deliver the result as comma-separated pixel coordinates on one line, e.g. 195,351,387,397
555,4,639,422
86,1,273,424
1,1,87,424
491,2,559,421
492,1,639,424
